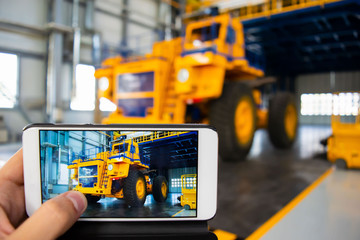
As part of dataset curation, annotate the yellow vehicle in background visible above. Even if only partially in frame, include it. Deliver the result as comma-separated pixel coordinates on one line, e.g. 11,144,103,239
327,93,360,169
68,133,169,207
178,174,197,210
95,12,298,161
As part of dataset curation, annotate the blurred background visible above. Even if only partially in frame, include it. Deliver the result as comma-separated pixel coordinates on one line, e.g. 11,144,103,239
0,0,360,239
0,0,358,142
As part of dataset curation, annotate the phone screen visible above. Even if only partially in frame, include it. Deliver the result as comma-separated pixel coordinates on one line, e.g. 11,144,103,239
39,130,198,218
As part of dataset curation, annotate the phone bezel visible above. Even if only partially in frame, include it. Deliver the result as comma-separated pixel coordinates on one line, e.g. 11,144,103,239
23,124,218,221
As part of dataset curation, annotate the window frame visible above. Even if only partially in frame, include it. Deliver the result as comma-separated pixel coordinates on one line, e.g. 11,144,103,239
300,92,360,116
0,51,20,109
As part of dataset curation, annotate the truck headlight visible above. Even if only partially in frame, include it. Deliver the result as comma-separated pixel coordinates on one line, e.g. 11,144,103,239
108,164,113,171
177,69,189,83
99,77,109,91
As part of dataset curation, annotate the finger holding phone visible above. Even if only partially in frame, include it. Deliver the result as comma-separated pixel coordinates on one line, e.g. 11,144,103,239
0,148,87,240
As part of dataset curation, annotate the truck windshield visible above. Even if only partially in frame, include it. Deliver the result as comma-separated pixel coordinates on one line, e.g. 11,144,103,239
117,72,154,93
79,165,98,177
113,142,129,153
189,23,221,47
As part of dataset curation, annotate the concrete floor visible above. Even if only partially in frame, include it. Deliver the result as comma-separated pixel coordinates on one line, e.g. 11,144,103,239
260,169,360,240
209,125,332,238
82,193,196,218
0,125,333,238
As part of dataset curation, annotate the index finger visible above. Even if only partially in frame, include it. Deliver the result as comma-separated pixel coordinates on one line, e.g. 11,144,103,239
0,148,24,186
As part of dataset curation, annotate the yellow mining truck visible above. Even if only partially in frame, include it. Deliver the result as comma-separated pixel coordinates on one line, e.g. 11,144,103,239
95,13,298,161
178,174,197,210
68,133,169,207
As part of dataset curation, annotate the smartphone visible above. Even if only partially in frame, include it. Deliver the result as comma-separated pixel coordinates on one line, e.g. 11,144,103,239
23,124,218,221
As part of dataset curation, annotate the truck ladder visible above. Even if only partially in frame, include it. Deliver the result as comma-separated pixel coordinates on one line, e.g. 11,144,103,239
162,70,187,123
163,71,178,120
99,163,109,189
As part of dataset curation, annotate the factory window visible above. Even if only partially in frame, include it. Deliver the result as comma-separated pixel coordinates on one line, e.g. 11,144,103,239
58,164,70,185
301,92,360,116
171,178,181,188
70,64,96,111
0,52,18,108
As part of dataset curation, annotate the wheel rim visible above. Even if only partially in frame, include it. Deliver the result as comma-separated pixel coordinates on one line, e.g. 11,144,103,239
234,96,254,145
284,104,297,140
136,178,145,199
161,182,167,198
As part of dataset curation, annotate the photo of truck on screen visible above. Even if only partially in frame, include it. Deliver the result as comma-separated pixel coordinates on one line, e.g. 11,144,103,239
39,130,198,218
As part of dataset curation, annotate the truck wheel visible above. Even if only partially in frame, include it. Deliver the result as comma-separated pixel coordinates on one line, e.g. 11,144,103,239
153,176,168,202
335,159,347,169
86,195,100,204
210,82,256,161
268,92,298,149
124,170,147,207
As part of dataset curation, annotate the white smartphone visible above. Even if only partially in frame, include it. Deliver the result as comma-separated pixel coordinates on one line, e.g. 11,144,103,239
23,124,218,221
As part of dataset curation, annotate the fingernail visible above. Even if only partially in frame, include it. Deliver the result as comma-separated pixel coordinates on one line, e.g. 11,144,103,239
65,191,87,214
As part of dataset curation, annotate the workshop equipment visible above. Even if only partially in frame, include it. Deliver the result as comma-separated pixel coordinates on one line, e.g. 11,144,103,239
178,174,197,210
327,93,360,169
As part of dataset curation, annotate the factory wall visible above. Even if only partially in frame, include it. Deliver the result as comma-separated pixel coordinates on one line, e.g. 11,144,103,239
40,130,106,197
295,71,360,125
0,0,165,141
0,0,47,139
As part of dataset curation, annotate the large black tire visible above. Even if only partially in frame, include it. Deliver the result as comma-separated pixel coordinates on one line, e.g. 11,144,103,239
123,170,147,207
152,176,168,202
85,195,101,204
268,92,298,149
210,82,257,162
335,159,347,169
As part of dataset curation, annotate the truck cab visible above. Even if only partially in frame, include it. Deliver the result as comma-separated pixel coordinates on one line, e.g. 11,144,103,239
174,14,263,100
183,14,243,61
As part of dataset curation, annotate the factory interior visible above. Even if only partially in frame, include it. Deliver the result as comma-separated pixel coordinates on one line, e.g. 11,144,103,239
0,0,360,239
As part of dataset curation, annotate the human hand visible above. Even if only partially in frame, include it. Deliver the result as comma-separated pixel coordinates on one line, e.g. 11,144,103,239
0,148,88,240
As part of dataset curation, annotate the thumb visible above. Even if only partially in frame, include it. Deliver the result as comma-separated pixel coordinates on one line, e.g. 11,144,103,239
8,191,87,240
